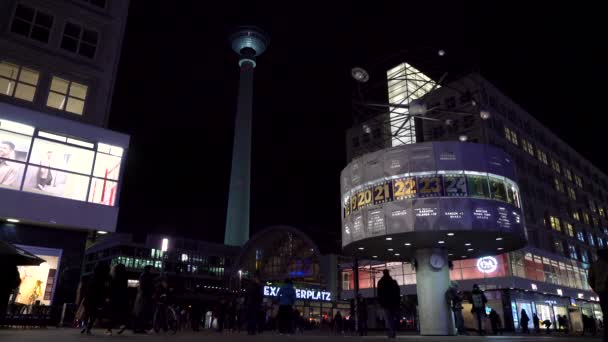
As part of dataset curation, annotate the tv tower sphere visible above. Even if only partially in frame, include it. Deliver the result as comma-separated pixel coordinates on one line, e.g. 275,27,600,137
229,26,270,67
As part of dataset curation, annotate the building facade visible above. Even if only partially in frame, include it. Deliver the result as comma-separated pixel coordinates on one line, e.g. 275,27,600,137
83,234,241,291
341,69,603,332
0,0,129,308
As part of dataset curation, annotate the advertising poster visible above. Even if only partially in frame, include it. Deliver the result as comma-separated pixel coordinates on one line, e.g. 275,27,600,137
385,200,414,234
412,197,440,231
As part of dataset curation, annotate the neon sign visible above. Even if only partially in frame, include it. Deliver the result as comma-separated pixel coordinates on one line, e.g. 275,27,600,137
263,285,332,302
476,256,498,273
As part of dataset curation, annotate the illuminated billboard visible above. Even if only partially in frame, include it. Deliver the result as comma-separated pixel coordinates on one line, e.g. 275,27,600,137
341,142,526,259
0,102,129,232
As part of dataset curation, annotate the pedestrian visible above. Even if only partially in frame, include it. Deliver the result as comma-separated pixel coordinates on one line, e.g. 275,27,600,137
333,311,343,334
277,279,296,334
133,265,155,333
542,319,552,334
534,313,541,333
80,262,110,335
227,299,237,332
293,308,304,334
377,269,400,338
105,263,129,335
0,261,20,317
588,248,608,341
216,297,227,333
244,273,263,335
445,281,467,335
489,309,502,335
357,294,368,336
562,315,569,333
520,309,530,333
470,284,487,335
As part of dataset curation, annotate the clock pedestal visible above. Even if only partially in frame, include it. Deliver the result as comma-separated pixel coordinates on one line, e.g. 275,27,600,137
415,248,454,335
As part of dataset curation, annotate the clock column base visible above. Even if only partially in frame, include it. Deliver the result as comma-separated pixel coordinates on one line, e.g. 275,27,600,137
415,248,454,336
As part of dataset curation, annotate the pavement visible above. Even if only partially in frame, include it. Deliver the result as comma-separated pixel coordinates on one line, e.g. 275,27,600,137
0,329,603,342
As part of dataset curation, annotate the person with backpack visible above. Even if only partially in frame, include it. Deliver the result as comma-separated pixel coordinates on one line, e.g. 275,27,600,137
588,248,608,342
377,269,400,338
470,284,487,335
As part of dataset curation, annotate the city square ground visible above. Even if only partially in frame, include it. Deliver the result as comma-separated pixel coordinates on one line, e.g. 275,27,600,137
0,329,603,342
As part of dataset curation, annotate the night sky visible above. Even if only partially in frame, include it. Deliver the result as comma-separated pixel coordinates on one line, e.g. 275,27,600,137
109,2,603,243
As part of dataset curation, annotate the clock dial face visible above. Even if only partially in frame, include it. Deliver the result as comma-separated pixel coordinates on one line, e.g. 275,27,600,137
430,254,444,269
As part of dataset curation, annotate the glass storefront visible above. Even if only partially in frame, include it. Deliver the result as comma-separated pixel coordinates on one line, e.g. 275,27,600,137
11,245,62,307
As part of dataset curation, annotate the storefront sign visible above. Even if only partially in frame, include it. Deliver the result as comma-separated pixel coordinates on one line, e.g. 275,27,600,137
263,285,332,302
476,256,498,273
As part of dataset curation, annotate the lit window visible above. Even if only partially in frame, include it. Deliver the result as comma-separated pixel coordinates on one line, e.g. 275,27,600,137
568,244,578,260
549,216,561,231
47,77,88,115
554,178,564,192
565,223,574,237
583,212,590,225
599,207,605,218
60,22,99,59
536,148,548,165
504,126,518,145
588,233,595,247
577,231,585,242
565,169,573,181
568,187,576,200
551,158,561,174
574,175,583,188
599,237,605,248
522,139,534,156
0,61,39,102
10,4,54,43
573,211,580,221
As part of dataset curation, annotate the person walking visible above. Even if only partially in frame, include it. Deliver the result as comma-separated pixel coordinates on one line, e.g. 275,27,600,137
244,273,263,335
105,263,129,335
333,311,343,335
277,279,296,334
470,284,487,335
0,262,20,318
445,281,467,335
589,248,608,342
80,263,110,335
133,265,155,333
533,313,540,333
488,309,501,335
357,294,368,336
377,269,400,338
520,309,530,333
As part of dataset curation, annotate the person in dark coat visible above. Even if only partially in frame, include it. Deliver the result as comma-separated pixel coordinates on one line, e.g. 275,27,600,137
377,269,400,338
489,309,502,335
470,284,488,335
520,309,530,333
357,294,368,336
533,313,540,333
81,263,110,335
333,311,343,334
244,273,263,335
0,262,20,317
105,263,129,335
133,265,155,333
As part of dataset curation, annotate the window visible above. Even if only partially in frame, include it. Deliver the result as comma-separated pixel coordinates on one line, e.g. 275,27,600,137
10,4,54,43
577,231,585,242
504,126,518,145
599,237,605,248
573,211,580,221
522,139,534,156
568,187,576,201
0,61,39,102
588,233,595,247
589,199,597,213
551,158,561,174
568,244,578,260
60,22,99,59
554,178,564,193
553,238,564,255
0,118,34,189
565,169,573,181
580,249,589,264
89,143,123,206
583,212,590,225
549,216,561,232
565,223,574,237
536,148,548,165
46,77,88,115
574,174,583,188
80,0,107,8
600,207,605,218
